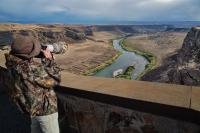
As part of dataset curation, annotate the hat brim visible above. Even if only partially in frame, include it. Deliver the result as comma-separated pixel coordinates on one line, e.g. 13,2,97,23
14,39,41,59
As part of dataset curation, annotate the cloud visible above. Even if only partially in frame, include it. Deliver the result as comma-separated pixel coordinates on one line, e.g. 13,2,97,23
0,0,199,23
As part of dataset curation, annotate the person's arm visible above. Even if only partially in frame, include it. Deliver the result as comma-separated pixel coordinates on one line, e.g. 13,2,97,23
34,63,61,89
35,49,61,89
44,61,61,85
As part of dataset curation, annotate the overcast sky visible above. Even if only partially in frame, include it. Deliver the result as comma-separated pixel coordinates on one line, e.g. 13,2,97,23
0,0,199,23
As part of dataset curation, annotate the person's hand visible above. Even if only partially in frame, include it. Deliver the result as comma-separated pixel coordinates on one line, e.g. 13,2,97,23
41,49,52,60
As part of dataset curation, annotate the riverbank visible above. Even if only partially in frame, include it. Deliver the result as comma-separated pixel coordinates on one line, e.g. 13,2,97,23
55,32,119,74
115,65,135,79
120,39,157,80
81,35,123,76
81,50,122,76
81,39,122,76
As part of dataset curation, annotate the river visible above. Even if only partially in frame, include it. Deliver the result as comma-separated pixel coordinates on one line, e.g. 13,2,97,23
94,39,149,79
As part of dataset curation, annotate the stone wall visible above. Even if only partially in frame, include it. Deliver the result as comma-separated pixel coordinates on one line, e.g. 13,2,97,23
57,92,200,133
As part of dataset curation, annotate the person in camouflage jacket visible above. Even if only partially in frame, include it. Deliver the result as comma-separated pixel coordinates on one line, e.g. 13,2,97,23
5,35,61,133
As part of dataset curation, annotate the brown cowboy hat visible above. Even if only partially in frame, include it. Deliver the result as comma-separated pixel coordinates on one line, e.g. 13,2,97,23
10,34,41,59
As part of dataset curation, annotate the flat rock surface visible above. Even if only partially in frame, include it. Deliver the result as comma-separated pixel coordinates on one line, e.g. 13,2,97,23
60,72,192,109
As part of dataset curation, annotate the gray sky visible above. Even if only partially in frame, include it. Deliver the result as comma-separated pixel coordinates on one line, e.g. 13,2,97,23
0,0,199,23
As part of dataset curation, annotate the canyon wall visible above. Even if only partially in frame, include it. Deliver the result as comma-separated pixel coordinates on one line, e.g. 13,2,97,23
142,27,200,86
0,25,90,48
89,25,188,34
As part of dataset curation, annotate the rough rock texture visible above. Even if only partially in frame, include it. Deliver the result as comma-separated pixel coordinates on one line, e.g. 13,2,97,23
0,26,89,48
142,27,200,86
84,28,93,36
57,94,200,133
89,25,189,34
0,31,12,45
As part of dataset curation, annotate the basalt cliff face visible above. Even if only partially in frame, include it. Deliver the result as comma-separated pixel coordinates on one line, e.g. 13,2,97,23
0,24,188,47
89,25,189,34
0,24,91,47
142,27,200,86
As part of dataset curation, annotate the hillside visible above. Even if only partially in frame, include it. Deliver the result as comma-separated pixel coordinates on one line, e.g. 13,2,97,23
0,24,89,47
0,23,193,77
142,27,200,86
89,25,189,34
124,32,187,66
0,24,119,75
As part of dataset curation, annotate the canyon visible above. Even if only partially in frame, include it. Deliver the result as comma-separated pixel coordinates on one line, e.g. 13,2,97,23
0,23,198,86
142,27,200,86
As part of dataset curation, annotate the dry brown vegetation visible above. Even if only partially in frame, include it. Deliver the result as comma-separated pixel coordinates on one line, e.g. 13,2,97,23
0,24,188,76
87,31,120,43
0,50,7,67
0,31,119,74
55,32,118,74
0,23,43,31
0,24,119,75
124,32,187,66
0,23,86,32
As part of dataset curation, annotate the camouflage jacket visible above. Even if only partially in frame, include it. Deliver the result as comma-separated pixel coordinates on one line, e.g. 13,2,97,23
5,53,61,116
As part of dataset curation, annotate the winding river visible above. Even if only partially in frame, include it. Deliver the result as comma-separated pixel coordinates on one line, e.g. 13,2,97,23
94,39,149,79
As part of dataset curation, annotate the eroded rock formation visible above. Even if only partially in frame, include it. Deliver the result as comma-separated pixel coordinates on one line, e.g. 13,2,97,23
0,25,89,48
142,27,200,86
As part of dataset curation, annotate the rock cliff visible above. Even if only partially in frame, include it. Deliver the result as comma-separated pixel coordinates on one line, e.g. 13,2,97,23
0,24,89,47
142,27,200,86
88,25,189,34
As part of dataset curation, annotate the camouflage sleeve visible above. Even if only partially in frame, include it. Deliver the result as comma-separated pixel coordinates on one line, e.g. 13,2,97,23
35,59,61,89
44,60,61,85
24,57,61,89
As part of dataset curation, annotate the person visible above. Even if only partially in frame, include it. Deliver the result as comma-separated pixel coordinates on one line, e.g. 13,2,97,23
5,34,61,133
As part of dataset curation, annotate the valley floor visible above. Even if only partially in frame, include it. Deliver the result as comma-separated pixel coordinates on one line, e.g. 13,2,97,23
0,30,187,79
0,32,119,75
55,32,119,74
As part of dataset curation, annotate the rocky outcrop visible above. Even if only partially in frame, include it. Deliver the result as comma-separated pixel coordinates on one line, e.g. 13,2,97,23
65,29,86,41
84,28,93,36
89,25,176,34
142,27,200,86
0,31,12,45
0,26,88,48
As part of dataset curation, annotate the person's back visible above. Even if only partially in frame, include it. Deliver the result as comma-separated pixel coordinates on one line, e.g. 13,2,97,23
5,35,61,133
